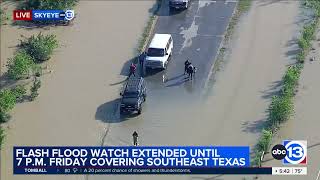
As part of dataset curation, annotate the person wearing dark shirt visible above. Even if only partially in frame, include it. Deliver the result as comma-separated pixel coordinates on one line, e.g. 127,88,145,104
132,131,138,146
184,60,191,75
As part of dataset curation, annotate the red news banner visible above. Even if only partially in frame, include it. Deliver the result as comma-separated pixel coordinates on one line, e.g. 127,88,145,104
13,10,32,21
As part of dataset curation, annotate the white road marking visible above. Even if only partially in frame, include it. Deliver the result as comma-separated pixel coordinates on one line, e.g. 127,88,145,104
225,0,237,4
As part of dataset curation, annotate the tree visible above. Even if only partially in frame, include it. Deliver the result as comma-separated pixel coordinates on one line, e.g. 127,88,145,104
7,51,34,80
0,89,16,123
268,95,293,127
20,33,58,62
0,89,17,114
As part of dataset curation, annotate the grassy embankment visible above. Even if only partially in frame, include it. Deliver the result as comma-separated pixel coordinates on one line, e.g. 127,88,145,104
252,0,320,166
136,0,162,57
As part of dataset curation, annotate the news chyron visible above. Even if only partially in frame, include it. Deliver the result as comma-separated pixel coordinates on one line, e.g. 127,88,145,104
13,9,75,21
271,140,307,165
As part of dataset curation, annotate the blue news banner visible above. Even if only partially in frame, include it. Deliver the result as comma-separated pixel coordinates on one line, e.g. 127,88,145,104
13,146,271,175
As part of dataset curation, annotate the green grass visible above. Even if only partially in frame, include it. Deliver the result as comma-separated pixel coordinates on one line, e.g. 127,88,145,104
238,0,251,14
136,0,162,55
217,0,252,63
252,0,320,166
137,15,157,54
225,0,252,40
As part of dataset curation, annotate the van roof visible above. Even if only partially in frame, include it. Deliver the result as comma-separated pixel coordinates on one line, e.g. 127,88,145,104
148,34,171,49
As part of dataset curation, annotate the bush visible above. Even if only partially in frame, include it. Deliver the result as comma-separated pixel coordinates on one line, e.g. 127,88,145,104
20,0,78,10
30,78,41,101
283,66,301,87
7,51,35,80
256,129,273,152
251,150,263,167
0,89,17,114
0,111,10,123
298,37,310,51
296,51,305,63
0,89,16,123
302,22,316,42
268,95,293,128
32,65,43,77
12,85,27,101
20,33,58,62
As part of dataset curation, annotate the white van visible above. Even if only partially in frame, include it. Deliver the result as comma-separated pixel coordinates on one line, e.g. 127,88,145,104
145,34,173,69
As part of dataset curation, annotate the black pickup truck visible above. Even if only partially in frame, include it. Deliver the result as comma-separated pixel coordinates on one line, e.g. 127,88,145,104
120,77,147,115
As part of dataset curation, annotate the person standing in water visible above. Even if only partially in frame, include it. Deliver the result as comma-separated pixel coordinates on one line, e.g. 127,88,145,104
132,131,138,146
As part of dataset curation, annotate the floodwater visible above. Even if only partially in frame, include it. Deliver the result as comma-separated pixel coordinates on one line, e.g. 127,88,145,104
1,1,155,180
94,1,300,180
261,8,320,180
1,0,302,180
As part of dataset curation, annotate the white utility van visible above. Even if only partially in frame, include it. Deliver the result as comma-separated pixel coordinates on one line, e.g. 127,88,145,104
145,34,173,69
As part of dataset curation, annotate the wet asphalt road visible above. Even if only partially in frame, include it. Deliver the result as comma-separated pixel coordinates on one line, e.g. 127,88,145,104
144,0,237,97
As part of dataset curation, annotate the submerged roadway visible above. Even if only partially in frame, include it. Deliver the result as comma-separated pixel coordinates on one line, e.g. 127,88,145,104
93,0,237,180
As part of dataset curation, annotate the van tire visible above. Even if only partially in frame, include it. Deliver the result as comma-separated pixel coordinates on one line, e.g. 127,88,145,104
138,108,142,114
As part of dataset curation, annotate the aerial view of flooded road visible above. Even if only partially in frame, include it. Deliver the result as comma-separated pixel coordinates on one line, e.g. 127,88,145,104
99,0,237,148
1,0,318,180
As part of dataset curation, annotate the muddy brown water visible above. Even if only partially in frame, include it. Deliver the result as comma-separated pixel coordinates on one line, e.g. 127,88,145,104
1,0,304,180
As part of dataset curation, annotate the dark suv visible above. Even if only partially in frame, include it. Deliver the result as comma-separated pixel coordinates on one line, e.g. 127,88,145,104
169,0,190,10
120,77,147,115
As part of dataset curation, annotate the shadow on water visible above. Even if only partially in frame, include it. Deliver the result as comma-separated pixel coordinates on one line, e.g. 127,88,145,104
166,73,185,82
260,80,282,99
166,76,189,87
95,99,141,123
285,38,300,61
242,118,267,134
96,99,126,123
